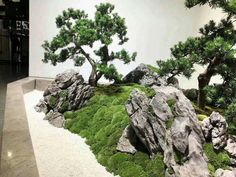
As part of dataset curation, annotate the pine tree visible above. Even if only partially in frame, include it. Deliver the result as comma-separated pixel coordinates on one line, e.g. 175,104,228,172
42,3,136,86
157,0,236,109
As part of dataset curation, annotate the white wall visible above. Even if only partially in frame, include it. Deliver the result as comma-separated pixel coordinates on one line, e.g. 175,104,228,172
30,0,224,88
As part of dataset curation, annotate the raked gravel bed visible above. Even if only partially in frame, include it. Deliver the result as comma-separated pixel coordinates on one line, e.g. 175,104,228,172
24,90,116,177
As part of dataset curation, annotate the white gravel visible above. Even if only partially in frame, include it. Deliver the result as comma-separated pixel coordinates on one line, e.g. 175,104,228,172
24,90,116,177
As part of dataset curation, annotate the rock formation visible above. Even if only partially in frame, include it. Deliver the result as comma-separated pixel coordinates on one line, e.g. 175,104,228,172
35,70,94,128
123,63,166,86
202,112,228,150
118,85,209,177
117,125,138,154
215,168,236,177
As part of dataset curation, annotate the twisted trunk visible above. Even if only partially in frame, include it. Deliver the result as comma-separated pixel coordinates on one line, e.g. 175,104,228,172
197,57,221,109
89,67,97,87
197,73,211,109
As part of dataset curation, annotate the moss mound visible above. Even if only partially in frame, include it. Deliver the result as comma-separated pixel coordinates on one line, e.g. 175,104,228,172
64,84,165,177
203,143,231,175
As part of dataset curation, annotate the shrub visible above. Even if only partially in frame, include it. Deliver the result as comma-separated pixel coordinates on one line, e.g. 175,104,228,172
225,101,236,134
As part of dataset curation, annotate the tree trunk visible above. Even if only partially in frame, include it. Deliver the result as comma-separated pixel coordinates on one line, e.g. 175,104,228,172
89,68,97,87
197,73,211,109
197,57,222,109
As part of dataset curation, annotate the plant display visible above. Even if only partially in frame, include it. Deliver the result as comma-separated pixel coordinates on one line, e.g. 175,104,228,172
37,1,236,177
64,84,165,177
157,0,236,109
42,3,136,86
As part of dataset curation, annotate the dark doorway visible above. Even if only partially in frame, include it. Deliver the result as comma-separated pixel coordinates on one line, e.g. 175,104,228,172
0,0,29,82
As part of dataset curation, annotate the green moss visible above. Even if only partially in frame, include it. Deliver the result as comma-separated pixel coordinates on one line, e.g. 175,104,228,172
64,84,165,177
197,114,208,121
119,162,148,177
203,143,231,171
208,163,216,177
192,102,225,116
145,153,165,177
59,90,68,98
167,99,176,113
166,118,174,129
147,64,160,74
64,111,77,120
48,95,58,108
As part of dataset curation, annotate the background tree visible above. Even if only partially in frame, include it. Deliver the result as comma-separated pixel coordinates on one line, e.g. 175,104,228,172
157,0,236,109
42,3,136,86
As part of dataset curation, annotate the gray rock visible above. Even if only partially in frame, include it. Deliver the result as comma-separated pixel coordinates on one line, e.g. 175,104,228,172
55,69,82,89
215,168,236,177
172,131,210,177
73,84,94,110
36,70,94,128
225,136,236,158
34,99,48,113
43,82,61,97
122,85,209,177
202,112,228,150
117,125,138,154
167,77,179,88
38,70,94,114
125,89,159,156
171,116,191,154
44,110,65,128
123,63,166,86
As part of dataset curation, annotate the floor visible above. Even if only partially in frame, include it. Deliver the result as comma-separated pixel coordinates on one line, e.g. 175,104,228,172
0,62,29,176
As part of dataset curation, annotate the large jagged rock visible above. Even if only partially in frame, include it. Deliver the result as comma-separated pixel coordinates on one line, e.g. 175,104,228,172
225,136,236,159
35,70,94,128
123,63,166,86
122,85,208,177
202,112,228,150
215,168,236,177
44,110,65,128
116,125,138,154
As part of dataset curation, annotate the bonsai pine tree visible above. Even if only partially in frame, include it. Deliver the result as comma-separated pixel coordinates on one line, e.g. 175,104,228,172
157,0,236,109
42,3,136,86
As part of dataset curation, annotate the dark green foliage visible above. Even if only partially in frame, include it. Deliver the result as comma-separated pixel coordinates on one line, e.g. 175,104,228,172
225,101,236,134
203,143,231,172
205,81,236,108
42,3,136,86
156,0,236,109
64,84,165,177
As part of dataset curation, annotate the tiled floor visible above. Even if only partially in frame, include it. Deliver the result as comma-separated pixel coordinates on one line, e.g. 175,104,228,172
0,62,30,176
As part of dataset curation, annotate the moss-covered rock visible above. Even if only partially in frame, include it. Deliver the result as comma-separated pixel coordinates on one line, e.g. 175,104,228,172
48,95,58,109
